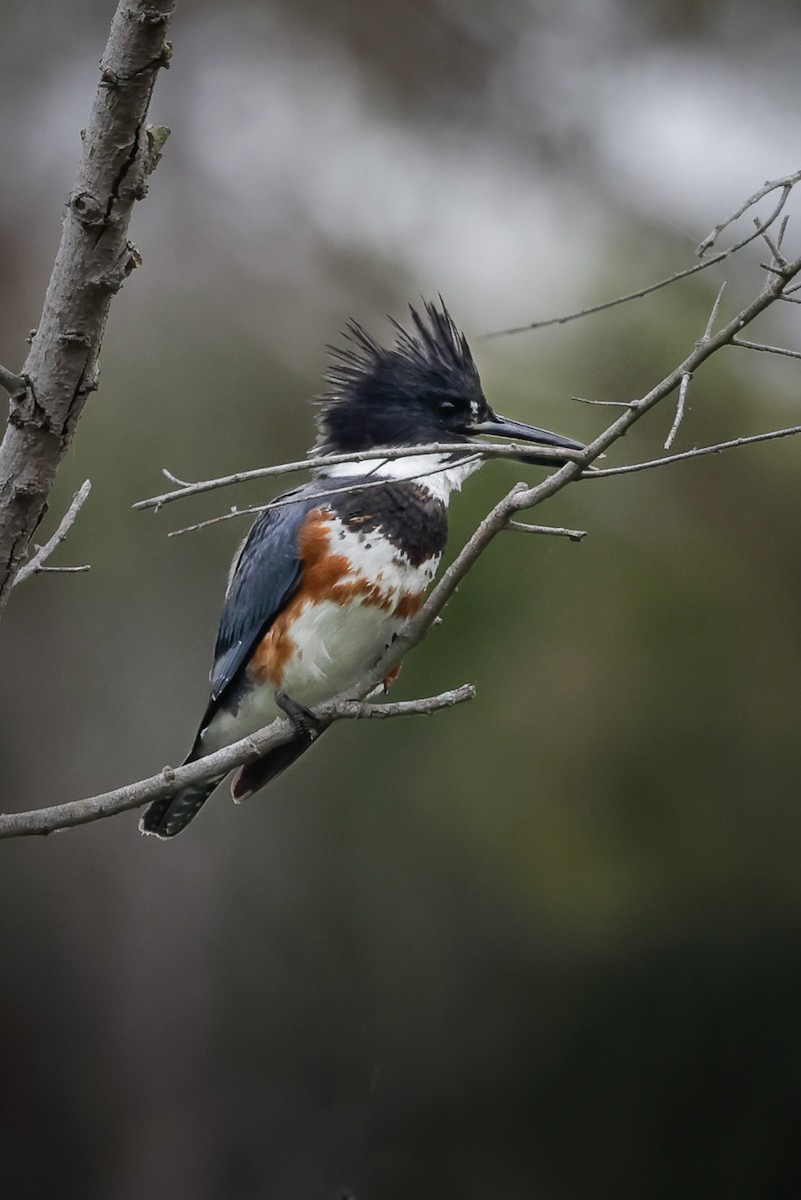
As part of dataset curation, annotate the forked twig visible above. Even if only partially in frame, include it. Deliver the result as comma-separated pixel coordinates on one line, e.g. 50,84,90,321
13,481,92,586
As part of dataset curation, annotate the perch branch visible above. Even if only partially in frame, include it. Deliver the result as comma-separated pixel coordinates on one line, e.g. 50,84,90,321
0,686,475,838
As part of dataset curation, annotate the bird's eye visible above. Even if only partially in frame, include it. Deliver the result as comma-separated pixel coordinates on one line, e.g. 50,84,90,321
437,399,458,417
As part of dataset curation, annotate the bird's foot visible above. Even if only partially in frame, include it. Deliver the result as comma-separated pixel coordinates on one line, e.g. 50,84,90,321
382,664,401,693
275,691,324,742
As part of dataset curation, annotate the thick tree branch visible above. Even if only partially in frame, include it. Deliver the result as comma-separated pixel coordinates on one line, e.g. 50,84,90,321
0,686,475,838
0,0,176,610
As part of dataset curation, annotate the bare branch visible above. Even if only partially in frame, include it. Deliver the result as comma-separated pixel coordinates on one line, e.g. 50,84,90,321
162,468,193,487
35,565,91,575
133,440,585,512
164,454,489,537
702,280,728,338
662,281,730,453
485,262,724,337
696,170,801,255
0,1,176,610
758,222,790,274
402,250,801,623
0,685,476,838
506,521,587,542
345,246,801,602
730,337,801,361
760,261,790,279
13,480,92,586
583,426,801,479
572,396,633,408
664,373,692,451
486,178,797,338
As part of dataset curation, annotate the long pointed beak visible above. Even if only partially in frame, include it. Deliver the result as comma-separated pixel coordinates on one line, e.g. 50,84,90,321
470,413,585,465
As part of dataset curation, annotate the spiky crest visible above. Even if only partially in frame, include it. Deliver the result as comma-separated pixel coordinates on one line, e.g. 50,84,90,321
314,299,485,454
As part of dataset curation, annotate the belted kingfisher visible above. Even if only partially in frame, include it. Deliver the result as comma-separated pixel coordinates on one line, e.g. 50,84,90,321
141,300,583,838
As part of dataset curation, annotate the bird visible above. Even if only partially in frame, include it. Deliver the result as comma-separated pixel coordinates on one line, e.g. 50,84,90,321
140,299,584,838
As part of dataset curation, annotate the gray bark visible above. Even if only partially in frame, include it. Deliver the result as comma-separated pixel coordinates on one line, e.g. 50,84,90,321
0,0,177,609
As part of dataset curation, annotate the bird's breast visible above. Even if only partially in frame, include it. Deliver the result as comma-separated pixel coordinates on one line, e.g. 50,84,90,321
248,507,440,701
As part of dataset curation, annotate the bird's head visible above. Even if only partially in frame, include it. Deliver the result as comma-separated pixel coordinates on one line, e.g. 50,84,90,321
314,299,584,464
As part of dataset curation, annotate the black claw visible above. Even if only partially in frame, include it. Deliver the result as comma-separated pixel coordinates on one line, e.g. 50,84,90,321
275,691,323,741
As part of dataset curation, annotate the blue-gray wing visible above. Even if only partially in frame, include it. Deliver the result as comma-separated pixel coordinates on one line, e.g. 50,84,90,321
209,487,322,702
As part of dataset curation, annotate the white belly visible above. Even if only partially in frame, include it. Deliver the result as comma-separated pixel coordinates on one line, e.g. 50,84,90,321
201,522,440,753
279,595,405,701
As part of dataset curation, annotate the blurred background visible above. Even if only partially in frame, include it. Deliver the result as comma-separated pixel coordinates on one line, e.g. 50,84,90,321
1,1,801,1196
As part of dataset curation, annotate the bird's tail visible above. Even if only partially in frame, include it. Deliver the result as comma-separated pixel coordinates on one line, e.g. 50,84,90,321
140,719,332,837
231,723,330,802
139,762,227,840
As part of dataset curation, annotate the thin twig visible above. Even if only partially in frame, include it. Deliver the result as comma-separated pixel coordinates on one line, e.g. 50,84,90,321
696,170,801,255
664,373,692,451
572,396,634,408
166,454,485,537
0,685,476,838
702,280,728,338
506,521,587,542
760,261,790,279
582,426,801,479
486,177,797,338
663,279,727,452
134,440,585,512
759,223,789,273
13,480,92,586
730,337,801,361
162,468,192,487
36,565,91,575
471,251,801,525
